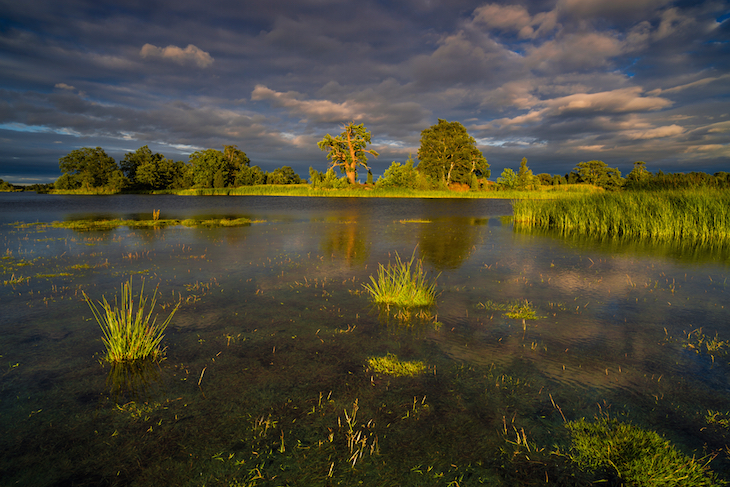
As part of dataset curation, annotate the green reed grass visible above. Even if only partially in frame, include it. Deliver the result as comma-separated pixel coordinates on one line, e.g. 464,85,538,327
362,251,438,308
513,189,730,244
84,278,179,364
566,417,723,486
53,217,254,231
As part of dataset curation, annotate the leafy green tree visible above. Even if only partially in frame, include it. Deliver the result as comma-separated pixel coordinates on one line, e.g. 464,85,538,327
575,160,624,190
189,149,230,188
497,168,517,189
266,166,302,185
317,122,379,185
121,146,163,184
235,165,266,186
58,147,119,190
516,157,539,190
417,119,489,186
376,158,420,189
309,167,349,189
136,157,182,190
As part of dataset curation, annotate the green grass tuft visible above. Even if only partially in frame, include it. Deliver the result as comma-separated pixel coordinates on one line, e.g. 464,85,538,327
362,250,439,308
366,353,426,377
84,278,179,364
566,417,724,486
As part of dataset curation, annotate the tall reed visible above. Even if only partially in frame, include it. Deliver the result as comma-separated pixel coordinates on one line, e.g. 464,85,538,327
513,189,730,244
84,278,179,363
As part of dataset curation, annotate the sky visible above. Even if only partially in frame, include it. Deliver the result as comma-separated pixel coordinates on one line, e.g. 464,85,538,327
1,0,729,185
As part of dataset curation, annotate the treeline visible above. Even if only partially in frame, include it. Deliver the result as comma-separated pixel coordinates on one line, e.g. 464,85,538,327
53,145,302,192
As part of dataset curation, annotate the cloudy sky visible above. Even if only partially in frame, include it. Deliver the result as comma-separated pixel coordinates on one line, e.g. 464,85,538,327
1,0,729,184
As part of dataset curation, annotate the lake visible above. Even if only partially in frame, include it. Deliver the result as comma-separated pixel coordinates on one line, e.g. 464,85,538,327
1,192,728,485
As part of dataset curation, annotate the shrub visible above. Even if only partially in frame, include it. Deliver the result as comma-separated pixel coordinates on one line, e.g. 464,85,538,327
362,250,439,308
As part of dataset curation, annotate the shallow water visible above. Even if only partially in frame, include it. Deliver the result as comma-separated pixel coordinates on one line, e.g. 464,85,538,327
0,193,728,486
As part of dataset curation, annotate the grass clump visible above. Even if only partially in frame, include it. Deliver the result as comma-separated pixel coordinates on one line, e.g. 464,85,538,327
477,299,540,320
84,278,179,364
362,250,439,308
566,417,724,486
366,353,426,377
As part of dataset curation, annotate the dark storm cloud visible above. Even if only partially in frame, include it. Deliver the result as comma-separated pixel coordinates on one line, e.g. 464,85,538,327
0,0,728,183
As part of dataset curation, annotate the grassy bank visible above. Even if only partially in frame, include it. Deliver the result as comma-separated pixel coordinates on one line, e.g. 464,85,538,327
173,184,601,199
513,189,730,243
52,217,256,231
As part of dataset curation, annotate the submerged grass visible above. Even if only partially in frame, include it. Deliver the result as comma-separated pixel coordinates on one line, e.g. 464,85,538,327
84,278,180,364
366,353,426,377
566,417,724,486
513,189,730,244
363,251,439,308
53,217,255,231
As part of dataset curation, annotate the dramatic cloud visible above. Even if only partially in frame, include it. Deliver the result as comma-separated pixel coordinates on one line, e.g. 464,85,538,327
140,44,214,68
0,0,728,183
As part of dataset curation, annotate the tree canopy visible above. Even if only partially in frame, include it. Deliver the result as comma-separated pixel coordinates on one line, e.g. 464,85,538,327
317,122,379,185
417,119,489,187
575,160,624,190
57,147,122,190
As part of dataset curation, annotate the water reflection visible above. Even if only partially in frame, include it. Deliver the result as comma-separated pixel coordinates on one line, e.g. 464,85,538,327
419,218,487,269
320,220,370,265
106,360,161,401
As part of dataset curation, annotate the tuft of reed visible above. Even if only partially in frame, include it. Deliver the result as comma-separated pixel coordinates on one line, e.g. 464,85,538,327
513,189,730,244
84,278,179,364
362,250,439,308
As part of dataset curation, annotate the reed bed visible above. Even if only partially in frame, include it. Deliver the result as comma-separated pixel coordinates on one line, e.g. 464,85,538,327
513,190,730,244
52,217,254,230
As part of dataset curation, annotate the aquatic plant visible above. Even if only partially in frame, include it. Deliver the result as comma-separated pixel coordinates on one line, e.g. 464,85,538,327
477,299,540,320
566,417,724,486
513,189,730,244
362,250,438,308
84,278,179,364
366,353,426,377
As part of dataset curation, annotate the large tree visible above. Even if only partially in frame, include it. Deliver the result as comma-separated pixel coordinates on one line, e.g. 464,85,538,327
417,119,489,186
57,147,120,190
317,122,379,185
120,146,163,184
575,160,624,190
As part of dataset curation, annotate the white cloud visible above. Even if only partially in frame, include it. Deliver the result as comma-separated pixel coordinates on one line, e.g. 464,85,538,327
251,85,364,122
54,83,75,91
140,43,214,68
626,124,685,139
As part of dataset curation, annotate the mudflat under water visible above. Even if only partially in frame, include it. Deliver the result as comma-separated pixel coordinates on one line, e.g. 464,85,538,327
0,192,728,486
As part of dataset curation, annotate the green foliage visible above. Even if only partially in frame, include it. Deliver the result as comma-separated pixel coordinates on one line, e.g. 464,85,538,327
84,278,179,364
377,159,418,189
497,168,517,189
366,353,426,377
513,190,730,244
266,166,302,185
566,417,724,486
190,148,231,188
516,157,539,190
309,167,349,189
417,119,489,186
317,122,379,185
57,147,121,191
574,160,624,190
235,165,266,186
363,250,439,308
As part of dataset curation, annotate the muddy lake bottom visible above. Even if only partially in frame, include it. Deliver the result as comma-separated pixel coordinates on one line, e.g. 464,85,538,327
0,193,729,486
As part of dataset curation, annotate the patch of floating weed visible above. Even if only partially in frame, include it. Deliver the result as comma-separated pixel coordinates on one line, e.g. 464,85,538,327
682,328,729,364
363,250,439,308
34,273,72,279
366,353,426,377
84,278,180,364
397,219,432,223
69,264,91,269
478,299,541,320
566,416,724,486
53,217,258,231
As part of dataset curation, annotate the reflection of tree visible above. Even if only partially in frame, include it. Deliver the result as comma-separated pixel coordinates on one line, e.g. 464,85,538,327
320,220,370,265
106,359,161,402
419,218,486,270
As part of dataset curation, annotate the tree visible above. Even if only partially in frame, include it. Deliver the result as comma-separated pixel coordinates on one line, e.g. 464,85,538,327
497,168,517,189
417,119,489,186
189,149,230,188
266,166,302,185
516,157,539,190
317,122,379,185
575,160,624,190
58,147,119,190
235,165,266,186
376,160,419,189
120,146,163,184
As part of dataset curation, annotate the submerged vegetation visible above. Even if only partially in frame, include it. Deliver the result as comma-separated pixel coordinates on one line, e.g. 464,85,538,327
52,217,255,231
513,190,730,244
565,417,724,486
366,353,426,377
84,278,179,363
363,250,439,309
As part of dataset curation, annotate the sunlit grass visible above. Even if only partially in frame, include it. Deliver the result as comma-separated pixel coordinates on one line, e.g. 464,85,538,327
52,217,257,231
84,278,179,364
566,417,723,486
363,251,439,308
513,189,730,244
366,353,426,377
477,299,540,320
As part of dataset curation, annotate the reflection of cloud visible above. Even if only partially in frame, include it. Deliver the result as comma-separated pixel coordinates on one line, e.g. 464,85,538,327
140,43,214,68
